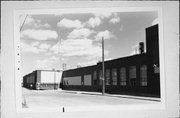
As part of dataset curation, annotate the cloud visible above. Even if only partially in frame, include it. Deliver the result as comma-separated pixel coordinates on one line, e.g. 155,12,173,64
77,60,98,67
21,41,52,54
21,41,44,54
20,15,51,29
152,18,159,26
34,23,51,28
20,15,34,27
57,18,83,29
35,56,58,69
49,41,60,54
119,25,123,31
85,17,102,28
39,43,51,50
109,14,120,24
130,43,143,55
50,38,109,59
21,29,58,40
67,28,95,39
31,41,40,47
92,12,112,19
95,30,114,41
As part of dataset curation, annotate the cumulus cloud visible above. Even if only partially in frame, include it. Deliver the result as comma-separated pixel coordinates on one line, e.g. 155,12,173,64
85,17,102,28
49,42,60,54
109,14,120,24
21,41,44,54
119,25,123,31
35,56,58,69
21,29,58,40
21,40,52,54
152,18,159,26
19,15,51,29
130,43,145,55
92,12,112,19
67,28,95,39
20,15,34,26
31,41,40,47
50,38,108,59
95,30,114,41
34,23,51,29
39,43,51,50
57,18,83,29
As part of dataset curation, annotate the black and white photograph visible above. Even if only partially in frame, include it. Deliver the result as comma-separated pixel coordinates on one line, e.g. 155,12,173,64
19,9,161,109
1,1,179,118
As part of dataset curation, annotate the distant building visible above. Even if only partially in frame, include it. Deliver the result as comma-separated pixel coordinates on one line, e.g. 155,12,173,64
23,70,62,90
60,24,160,97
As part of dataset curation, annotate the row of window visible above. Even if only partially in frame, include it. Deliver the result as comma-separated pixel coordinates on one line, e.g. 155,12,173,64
93,65,147,86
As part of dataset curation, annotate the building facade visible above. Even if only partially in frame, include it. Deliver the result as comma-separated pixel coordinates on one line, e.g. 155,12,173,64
23,70,62,90
60,24,160,97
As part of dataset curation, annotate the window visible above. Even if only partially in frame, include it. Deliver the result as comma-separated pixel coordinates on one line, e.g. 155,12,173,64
105,69,110,85
93,71,97,85
99,70,102,85
120,67,126,86
27,75,34,83
112,68,117,85
140,65,147,86
129,66,136,86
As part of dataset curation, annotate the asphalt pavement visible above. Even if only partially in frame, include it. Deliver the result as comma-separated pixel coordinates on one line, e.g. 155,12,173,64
22,88,160,108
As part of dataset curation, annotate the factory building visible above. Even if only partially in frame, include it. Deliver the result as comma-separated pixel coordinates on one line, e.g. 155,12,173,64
23,70,62,90
60,24,160,97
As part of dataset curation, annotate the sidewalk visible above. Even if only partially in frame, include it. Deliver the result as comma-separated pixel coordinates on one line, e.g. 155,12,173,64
58,89,161,102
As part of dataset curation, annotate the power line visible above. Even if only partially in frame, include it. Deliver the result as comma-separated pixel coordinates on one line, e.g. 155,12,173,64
20,14,28,32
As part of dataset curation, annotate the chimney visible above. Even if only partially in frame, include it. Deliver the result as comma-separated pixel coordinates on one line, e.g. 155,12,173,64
139,42,144,54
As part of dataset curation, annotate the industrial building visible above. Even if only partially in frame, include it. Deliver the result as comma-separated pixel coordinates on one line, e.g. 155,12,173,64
60,24,160,97
23,70,62,90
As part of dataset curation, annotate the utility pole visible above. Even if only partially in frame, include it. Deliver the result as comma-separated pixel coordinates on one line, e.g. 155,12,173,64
102,37,105,95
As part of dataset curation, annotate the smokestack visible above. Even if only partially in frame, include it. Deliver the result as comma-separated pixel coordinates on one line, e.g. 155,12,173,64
139,42,144,54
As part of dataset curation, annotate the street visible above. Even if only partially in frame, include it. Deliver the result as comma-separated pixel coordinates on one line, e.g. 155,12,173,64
22,88,159,108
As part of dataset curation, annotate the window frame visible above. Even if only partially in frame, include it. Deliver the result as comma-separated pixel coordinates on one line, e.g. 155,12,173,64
120,67,126,86
111,68,117,85
129,66,137,86
140,65,147,86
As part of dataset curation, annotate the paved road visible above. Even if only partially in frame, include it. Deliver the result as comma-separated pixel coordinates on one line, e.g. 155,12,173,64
22,88,158,108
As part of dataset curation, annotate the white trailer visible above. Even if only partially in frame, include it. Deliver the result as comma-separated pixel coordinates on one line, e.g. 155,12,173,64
36,70,62,90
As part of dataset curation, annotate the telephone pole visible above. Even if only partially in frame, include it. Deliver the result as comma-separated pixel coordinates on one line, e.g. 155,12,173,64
102,37,105,95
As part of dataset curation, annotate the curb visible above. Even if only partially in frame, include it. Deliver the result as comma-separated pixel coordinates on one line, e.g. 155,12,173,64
60,90,161,102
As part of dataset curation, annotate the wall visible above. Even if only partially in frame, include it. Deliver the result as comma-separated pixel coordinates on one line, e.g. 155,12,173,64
84,74,92,86
40,70,62,84
1,1,179,118
63,76,82,85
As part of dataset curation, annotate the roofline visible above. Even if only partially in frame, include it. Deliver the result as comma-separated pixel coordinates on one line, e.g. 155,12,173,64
64,53,147,72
